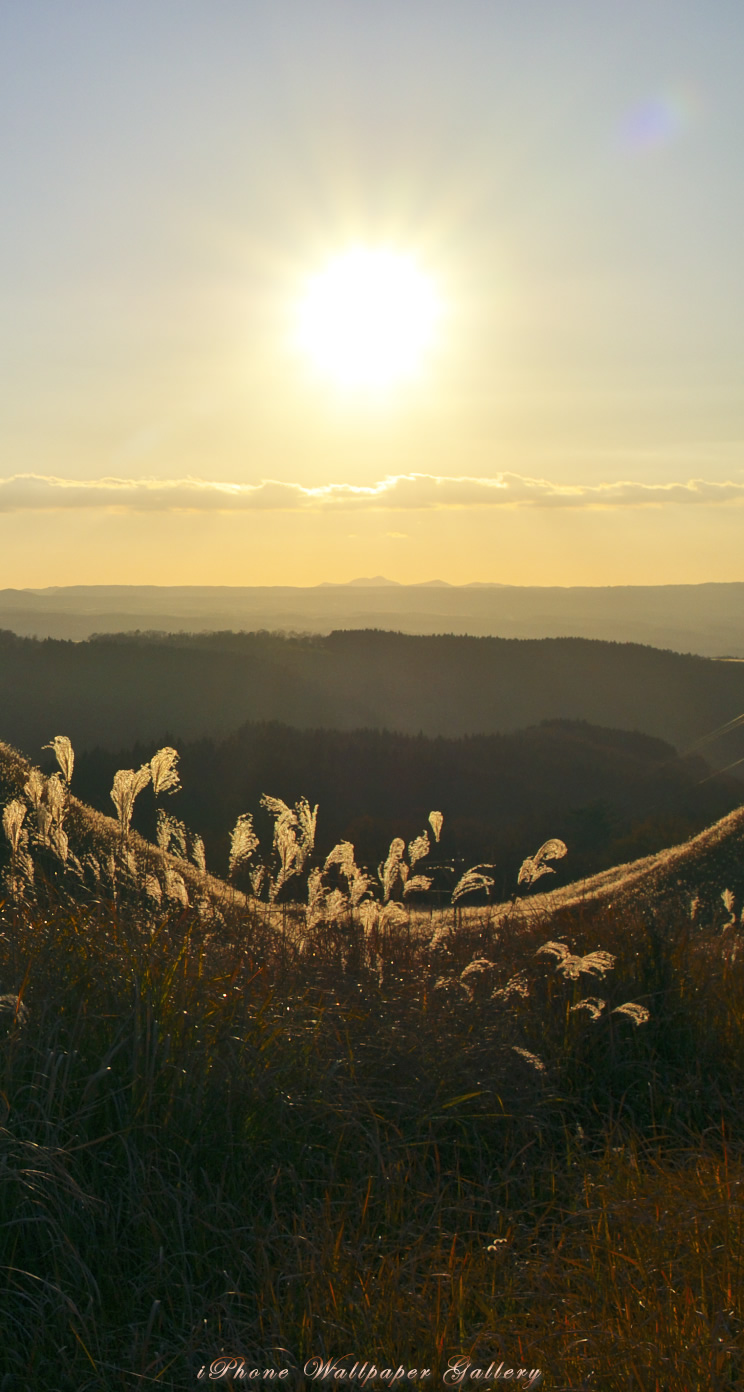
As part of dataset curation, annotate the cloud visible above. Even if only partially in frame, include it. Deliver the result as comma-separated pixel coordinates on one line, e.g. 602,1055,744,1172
0,471,743,513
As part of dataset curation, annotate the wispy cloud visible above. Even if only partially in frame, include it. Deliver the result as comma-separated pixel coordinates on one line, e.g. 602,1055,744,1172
1,472,744,513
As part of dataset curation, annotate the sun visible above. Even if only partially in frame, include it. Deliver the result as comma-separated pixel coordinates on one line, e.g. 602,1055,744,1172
296,247,441,390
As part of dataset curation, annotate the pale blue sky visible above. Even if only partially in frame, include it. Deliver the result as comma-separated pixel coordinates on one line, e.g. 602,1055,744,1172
1,1,743,584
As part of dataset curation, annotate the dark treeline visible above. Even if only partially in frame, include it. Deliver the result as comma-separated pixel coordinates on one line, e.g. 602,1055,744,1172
4,627,744,760
70,719,741,898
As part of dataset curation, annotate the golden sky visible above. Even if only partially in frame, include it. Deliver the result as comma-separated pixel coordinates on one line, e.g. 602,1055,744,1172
1,1,743,587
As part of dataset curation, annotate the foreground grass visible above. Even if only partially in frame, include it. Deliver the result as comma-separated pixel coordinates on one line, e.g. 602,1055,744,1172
0,890,742,1390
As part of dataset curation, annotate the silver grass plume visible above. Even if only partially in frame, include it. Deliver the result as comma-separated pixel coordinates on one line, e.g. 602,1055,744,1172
163,868,189,907
459,957,497,979
43,773,66,819
110,764,151,839
229,813,259,876
191,835,206,876
403,874,433,896
325,842,374,906
307,868,326,928
379,901,408,930
569,997,607,1020
157,811,187,860
432,975,460,996
50,824,69,865
325,841,356,875
145,874,163,904
722,888,736,925
492,972,529,1001
612,1002,650,1026
274,818,299,894
26,773,67,850
536,941,616,981
357,901,380,936
512,1046,546,1073
294,797,318,856
150,746,181,798
459,957,497,999
428,810,444,843
452,868,494,903
408,831,430,867
261,794,292,822
23,768,45,810
2,800,27,856
2,800,34,894
380,837,406,902
349,866,375,906
261,794,318,894
324,888,350,925
518,838,568,887
42,735,74,785
249,865,266,898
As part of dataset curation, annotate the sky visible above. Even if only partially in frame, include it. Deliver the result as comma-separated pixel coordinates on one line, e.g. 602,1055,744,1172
1,0,744,587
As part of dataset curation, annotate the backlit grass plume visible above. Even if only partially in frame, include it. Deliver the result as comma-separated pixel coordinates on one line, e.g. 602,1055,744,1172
261,794,318,898
228,813,259,877
518,837,568,887
3,798,27,857
110,764,151,840
379,837,407,902
537,941,616,980
42,734,74,785
157,810,188,861
150,745,181,798
452,867,495,903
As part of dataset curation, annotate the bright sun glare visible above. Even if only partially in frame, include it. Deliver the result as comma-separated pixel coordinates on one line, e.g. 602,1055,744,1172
296,247,441,390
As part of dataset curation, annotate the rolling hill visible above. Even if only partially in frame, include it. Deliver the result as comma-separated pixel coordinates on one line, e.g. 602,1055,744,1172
2,629,744,766
2,580,744,655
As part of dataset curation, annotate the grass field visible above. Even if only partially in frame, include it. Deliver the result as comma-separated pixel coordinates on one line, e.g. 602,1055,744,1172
0,875,742,1391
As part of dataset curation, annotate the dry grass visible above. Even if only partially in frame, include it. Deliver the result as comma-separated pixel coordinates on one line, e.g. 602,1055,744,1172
0,878,742,1390
1,735,743,1388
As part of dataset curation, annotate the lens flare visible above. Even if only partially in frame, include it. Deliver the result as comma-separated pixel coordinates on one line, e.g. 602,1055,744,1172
618,83,701,154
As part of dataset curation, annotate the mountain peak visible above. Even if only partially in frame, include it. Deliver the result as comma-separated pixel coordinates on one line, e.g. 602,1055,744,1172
344,576,402,588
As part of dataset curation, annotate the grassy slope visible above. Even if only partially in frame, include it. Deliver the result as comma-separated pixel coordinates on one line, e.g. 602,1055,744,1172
0,869,742,1389
0,739,246,914
0,739,743,1386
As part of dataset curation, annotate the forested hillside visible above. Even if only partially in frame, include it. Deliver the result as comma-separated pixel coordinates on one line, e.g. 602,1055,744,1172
3,627,744,760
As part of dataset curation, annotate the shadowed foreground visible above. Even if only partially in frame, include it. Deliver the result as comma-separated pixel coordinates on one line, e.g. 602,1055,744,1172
0,872,742,1388
1,736,743,1388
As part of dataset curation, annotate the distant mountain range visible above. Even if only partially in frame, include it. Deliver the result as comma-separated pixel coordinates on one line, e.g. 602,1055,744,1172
1,581,744,656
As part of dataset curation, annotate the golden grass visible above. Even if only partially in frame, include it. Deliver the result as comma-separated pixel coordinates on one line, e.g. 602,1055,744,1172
0,876,741,1389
